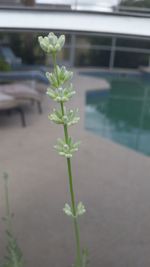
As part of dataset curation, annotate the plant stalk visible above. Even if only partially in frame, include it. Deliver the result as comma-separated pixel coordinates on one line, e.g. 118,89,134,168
52,53,82,266
4,173,12,235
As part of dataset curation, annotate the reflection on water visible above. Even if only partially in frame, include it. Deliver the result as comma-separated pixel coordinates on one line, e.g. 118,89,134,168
85,78,150,156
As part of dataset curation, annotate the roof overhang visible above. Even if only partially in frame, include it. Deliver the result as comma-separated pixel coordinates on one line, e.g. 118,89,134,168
0,8,150,37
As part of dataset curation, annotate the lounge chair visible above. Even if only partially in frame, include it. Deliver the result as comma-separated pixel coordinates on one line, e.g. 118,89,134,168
0,92,26,127
0,83,42,113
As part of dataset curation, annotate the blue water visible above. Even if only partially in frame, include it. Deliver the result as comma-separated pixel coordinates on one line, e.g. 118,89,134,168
84,71,150,156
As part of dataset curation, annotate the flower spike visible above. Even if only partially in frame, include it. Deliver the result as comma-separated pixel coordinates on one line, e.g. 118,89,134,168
38,32,87,267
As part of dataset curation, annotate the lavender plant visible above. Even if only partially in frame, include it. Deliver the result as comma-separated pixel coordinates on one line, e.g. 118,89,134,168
38,32,88,267
1,173,23,267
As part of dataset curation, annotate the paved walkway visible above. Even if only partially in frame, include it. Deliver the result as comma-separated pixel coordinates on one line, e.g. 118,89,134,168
0,69,150,267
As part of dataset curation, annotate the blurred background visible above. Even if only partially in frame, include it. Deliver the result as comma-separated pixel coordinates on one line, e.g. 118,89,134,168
0,0,150,71
1,1,150,267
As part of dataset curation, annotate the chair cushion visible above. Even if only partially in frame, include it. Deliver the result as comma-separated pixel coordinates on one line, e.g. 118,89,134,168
0,83,41,101
0,92,18,110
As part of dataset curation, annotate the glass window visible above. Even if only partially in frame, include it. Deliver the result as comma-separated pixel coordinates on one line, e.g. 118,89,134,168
0,31,72,68
114,51,149,69
116,37,150,50
76,35,112,47
75,48,110,67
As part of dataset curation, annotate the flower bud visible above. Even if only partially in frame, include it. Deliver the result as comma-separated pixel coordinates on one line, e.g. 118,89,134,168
63,115,68,124
55,43,61,52
58,35,65,49
38,33,65,54
64,144,69,150
48,32,57,46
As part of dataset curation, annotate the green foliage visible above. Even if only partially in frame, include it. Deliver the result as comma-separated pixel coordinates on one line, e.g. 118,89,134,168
120,0,150,8
1,173,24,267
2,231,23,267
0,58,11,72
73,249,89,267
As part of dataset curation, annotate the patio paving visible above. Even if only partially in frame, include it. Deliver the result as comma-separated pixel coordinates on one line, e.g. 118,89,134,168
0,69,150,267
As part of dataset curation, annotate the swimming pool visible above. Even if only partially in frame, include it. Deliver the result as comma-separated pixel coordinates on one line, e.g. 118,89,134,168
85,72,150,156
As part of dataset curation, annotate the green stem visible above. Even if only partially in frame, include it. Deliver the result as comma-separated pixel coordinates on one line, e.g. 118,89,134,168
61,102,82,266
4,174,12,235
52,53,82,266
67,157,82,266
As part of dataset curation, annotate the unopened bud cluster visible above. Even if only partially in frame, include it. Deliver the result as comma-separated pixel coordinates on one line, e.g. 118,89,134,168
38,32,65,53
49,107,80,126
54,137,80,158
46,66,73,87
63,202,86,218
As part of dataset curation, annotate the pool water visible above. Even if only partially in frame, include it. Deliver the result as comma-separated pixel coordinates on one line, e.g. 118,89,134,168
85,74,150,156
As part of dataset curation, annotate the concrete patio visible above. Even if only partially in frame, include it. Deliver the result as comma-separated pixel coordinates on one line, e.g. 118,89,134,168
0,69,150,267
